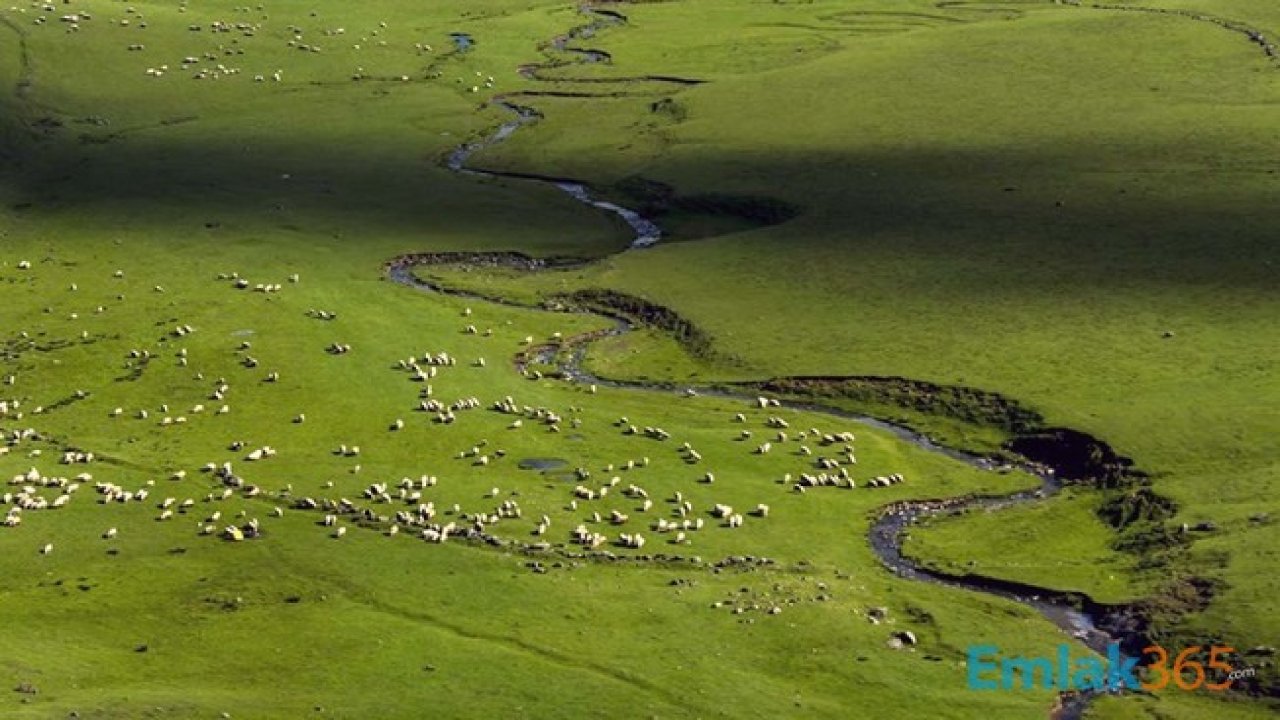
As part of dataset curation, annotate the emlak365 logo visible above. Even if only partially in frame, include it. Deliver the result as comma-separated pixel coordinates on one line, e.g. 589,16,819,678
966,643,1256,692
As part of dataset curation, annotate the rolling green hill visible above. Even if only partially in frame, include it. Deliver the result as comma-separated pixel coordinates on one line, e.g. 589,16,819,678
0,1,1275,718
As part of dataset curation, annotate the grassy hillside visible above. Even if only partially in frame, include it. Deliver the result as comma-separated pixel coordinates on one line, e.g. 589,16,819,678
453,0,1280,695
0,0,1276,718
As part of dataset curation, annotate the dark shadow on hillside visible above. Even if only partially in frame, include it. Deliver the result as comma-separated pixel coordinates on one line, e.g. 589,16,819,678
0,119,637,254
0,124,1277,290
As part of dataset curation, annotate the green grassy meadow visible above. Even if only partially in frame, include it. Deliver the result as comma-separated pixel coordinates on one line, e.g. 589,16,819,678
1,0,1276,718
431,0,1280,698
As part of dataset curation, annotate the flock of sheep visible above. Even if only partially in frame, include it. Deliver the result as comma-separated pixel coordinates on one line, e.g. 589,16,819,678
6,0,497,92
1,257,911,583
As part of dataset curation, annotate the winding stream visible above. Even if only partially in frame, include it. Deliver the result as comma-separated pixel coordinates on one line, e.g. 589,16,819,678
401,5,1134,717
390,255,1111,716
446,10,663,247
